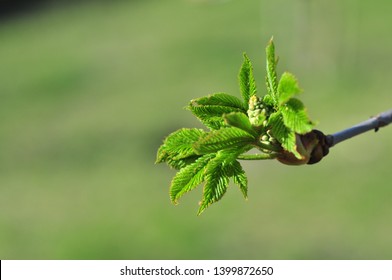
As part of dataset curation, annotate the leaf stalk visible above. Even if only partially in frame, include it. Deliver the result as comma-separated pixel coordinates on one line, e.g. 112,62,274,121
237,153,277,160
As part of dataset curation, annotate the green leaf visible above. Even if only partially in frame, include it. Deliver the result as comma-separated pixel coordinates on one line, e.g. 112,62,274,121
156,128,205,161
193,127,255,154
195,92,245,109
268,111,301,159
188,105,237,130
156,128,206,169
278,72,301,104
230,160,248,199
281,98,314,134
170,153,216,204
198,149,238,215
265,38,278,104
239,53,257,108
262,91,275,107
188,93,245,130
164,155,201,170
223,112,258,137
198,168,229,214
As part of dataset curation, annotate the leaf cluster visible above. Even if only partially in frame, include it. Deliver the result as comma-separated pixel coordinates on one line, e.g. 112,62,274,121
263,39,315,159
156,38,315,214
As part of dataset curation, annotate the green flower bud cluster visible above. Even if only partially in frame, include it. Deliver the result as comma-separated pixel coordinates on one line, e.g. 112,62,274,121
247,95,268,126
247,95,281,152
260,130,278,146
259,130,281,153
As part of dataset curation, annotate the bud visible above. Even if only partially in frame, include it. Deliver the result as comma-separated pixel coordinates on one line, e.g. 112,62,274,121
276,130,329,165
307,130,330,164
261,135,269,141
247,96,266,126
248,95,260,111
260,140,271,146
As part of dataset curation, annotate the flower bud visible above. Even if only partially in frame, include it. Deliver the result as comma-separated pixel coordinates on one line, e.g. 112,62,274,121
261,135,269,141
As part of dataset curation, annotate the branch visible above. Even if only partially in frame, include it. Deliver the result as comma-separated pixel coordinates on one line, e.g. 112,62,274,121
326,109,392,147
237,153,277,160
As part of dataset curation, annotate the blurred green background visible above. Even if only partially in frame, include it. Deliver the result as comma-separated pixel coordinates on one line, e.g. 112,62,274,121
0,0,391,259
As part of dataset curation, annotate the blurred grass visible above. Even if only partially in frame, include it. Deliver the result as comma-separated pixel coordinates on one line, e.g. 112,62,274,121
0,0,391,259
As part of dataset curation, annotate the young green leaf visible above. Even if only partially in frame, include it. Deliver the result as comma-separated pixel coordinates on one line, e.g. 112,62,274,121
193,127,255,154
198,167,229,214
278,72,301,104
156,128,206,169
197,149,243,215
265,38,278,103
281,98,314,134
239,53,257,107
164,155,201,170
223,112,258,137
188,93,246,130
262,92,275,107
230,160,248,199
268,111,301,159
194,92,245,109
187,105,231,130
170,153,216,204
